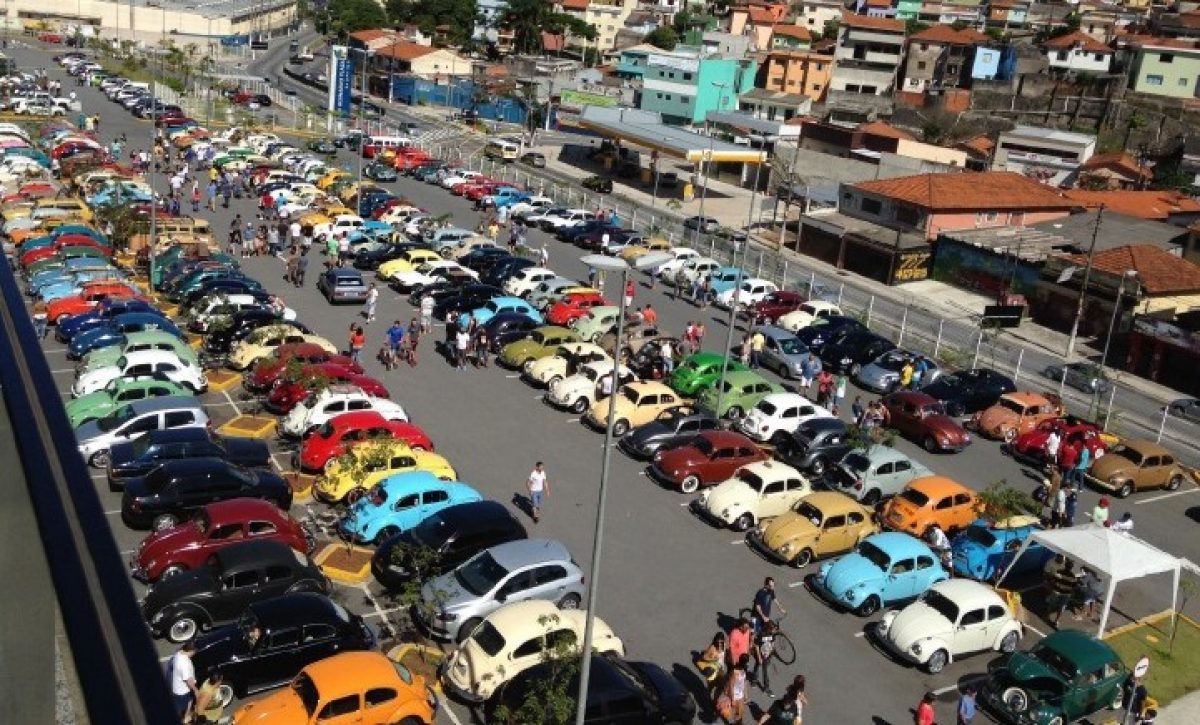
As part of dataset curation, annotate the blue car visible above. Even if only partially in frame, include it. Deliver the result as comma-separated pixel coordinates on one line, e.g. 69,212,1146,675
53,225,107,242
811,532,948,617
87,184,153,208
951,517,1054,582
20,235,57,253
707,267,746,296
57,299,161,342
338,472,483,545
470,296,544,326
66,313,182,359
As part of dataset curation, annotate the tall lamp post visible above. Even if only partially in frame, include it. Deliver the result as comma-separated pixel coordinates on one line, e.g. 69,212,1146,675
574,252,671,725
354,48,373,213
691,80,728,248
1096,270,1138,409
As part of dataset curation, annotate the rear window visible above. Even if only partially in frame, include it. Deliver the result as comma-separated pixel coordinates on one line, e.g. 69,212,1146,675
757,401,777,416
470,621,506,657
899,488,930,507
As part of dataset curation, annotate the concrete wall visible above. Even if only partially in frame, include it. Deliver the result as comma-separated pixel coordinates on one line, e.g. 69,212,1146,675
894,138,970,166
1,0,296,43
1130,47,1200,100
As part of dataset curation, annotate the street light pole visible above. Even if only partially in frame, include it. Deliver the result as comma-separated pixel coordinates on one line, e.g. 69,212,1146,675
1096,269,1137,403
691,81,727,248
1065,205,1105,359
355,48,371,214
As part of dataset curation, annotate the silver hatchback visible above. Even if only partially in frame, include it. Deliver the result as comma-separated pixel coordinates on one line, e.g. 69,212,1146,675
418,538,585,642
854,350,941,393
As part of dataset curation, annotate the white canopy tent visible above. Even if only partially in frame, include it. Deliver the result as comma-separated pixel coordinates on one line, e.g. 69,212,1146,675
997,524,1182,636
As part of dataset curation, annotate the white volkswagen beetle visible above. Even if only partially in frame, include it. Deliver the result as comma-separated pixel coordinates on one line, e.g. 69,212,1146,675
72,350,207,397
524,342,609,388
874,579,1023,674
738,392,835,443
777,301,843,332
692,460,813,531
545,360,636,415
279,384,409,438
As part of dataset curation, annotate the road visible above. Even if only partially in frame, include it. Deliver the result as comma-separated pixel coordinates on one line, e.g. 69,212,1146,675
16,40,1200,725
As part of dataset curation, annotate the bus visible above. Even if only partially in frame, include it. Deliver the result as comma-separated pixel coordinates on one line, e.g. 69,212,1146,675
484,138,520,162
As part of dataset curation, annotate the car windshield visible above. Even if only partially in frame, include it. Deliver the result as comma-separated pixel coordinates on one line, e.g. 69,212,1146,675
963,526,997,548
1031,643,1078,680
470,621,506,657
96,404,137,431
291,673,320,716
793,501,823,526
874,353,909,371
921,589,960,623
899,488,930,507
778,337,806,355
857,541,891,571
454,551,509,596
736,469,766,492
841,452,871,473
690,436,715,456
1109,444,1144,465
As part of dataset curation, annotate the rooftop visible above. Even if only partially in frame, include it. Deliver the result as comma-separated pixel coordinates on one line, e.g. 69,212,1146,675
375,40,437,62
1059,244,1200,295
940,209,1186,261
1061,190,1200,221
1080,152,1153,181
1041,30,1114,54
803,210,929,250
908,24,992,45
772,25,813,41
854,171,1077,212
839,10,907,33
349,29,392,43
1001,124,1097,149
578,106,768,163
956,134,995,158
1124,35,1200,51
559,0,591,9
858,120,916,141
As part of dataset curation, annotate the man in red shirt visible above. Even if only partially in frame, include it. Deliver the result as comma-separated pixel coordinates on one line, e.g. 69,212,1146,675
727,619,752,669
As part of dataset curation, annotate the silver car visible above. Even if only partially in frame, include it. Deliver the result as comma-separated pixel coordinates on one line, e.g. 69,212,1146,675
755,324,811,380
854,350,941,393
418,538,585,642
827,445,934,506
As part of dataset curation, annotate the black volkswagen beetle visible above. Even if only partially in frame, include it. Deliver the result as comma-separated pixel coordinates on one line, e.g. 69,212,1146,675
191,593,373,696
618,407,722,459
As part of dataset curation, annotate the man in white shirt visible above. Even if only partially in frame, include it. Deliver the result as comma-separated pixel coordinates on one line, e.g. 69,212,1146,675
1045,429,1061,464
169,641,198,718
455,329,470,370
420,294,435,333
527,461,549,523
289,220,302,247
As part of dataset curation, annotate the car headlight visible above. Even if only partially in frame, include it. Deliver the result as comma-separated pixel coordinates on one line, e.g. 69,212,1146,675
151,610,165,624
779,542,793,555
1109,475,1122,484
439,610,458,622
910,642,922,655
720,508,731,519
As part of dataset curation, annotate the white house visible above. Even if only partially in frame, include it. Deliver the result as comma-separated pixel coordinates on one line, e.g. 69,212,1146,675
1040,30,1114,74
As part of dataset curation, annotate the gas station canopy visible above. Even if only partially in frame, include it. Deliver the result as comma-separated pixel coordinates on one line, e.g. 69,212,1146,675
578,107,768,165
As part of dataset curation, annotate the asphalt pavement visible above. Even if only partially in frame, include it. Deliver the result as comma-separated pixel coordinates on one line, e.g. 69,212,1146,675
15,40,1200,725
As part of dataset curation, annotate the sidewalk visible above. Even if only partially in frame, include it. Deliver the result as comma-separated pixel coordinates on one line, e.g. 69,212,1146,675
1156,688,1200,724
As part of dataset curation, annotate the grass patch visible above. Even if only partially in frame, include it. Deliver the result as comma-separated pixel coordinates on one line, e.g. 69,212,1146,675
1105,614,1200,706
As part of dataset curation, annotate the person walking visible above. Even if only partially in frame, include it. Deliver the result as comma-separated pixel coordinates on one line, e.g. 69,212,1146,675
916,691,936,725
757,675,808,725
718,655,750,724
642,304,658,328
454,326,470,370
695,632,728,704
749,329,766,369
386,320,405,367
294,253,309,288
1069,444,1091,488
958,686,977,725
751,577,784,634
660,338,675,375
31,299,48,340
527,461,548,523
1052,482,1068,529
1063,484,1079,527
623,278,635,309
834,372,848,415
348,325,366,364
168,641,200,720
420,293,434,334
364,284,379,323
1045,429,1062,467
816,369,835,409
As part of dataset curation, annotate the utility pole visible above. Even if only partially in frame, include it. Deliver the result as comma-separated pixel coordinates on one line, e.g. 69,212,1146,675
1065,205,1105,360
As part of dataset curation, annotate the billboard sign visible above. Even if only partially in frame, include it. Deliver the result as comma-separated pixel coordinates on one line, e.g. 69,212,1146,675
328,45,354,116
559,89,618,110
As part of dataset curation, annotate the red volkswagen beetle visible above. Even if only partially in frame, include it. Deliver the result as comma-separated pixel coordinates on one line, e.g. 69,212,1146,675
47,282,140,323
297,411,434,472
244,342,362,393
264,368,391,414
1011,416,1113,464
546,291,610,326
130,498,313,583
648,430,769,494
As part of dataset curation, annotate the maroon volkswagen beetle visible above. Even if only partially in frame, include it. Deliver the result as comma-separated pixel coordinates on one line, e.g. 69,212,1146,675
263,367,391,414
130,498,314,582
648,429,769,494
882,390,972,453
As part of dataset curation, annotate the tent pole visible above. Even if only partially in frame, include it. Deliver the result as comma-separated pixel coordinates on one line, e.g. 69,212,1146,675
996,538,1034,590
1097,575,1119,637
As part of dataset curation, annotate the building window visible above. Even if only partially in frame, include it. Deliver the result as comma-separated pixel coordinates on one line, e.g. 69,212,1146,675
1057,51,1068,61
1181,77,1189,86
774,77,785,86
668,72,675,78
917,61,926,70
861,197,883,215
656,92,663,98
976,211,999,224
812,84,821,91
683,72,693,80
664,94,672,100
1160,53,1174,63
895,206,920,226
920,44,928,51
680,95,690,104
1146,74,1163,86
1094,53,1105,61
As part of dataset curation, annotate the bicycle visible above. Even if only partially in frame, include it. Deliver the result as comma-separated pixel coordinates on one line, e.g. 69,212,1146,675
738,608,796,666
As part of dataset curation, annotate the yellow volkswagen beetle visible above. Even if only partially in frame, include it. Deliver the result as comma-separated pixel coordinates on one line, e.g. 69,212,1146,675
317,169,352,190
584,381,685,437
226,326,338,371
619,237,672,264
377,248,443,281
314,440,457,504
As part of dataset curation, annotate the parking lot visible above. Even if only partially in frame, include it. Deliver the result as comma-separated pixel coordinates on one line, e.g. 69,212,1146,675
13,39,1200,724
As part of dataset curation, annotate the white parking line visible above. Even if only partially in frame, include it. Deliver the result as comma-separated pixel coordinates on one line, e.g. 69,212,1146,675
730,539,744,545
1134,488,1200,505
105,509,121,515
1025,623,1047,638
360,583,391,623
50,368,75,374
269,452,289,473
438,694,464,725
505,374,520,378
853,631,866,638
566,418,580,424
933,675,987,696
788,581,805,588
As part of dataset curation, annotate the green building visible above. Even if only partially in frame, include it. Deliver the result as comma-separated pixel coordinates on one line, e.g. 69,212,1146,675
1129,38,1200,100
616,44,757,125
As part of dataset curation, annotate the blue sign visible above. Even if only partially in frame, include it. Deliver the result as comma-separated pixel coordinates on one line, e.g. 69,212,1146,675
220,35,250,47
328,45,354,116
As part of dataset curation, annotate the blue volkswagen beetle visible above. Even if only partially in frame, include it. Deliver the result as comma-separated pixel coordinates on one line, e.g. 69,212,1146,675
338,472,483,545
56,298,158,342
707,267,747,296
951,517,1054,582
67,313,182,359
469,296,544,326
811,532,948,617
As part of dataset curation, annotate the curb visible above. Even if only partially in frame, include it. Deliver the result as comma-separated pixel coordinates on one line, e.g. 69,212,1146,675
215,414,277,439
206,370,241,393
313,542,374,584
386,643,446,696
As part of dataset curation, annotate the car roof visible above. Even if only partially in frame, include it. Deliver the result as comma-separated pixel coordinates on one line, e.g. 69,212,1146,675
756,325,798,341
724,369,771,384
864,531,933,558
695,429,756,447
861,445,913,463
433,500,520,528
799,417,846,434
627,381,677,395
327,268,362,279
155,457,236,476
486,538,572,570
929,579,1006,609
1002,391,1053,405
204,497,286,524
759,392,809,406
122,395,203,414
1118,438,1171,456
800,491,870,517
142,427,211,444
1041,630,1120,671
249,592,347,628
301,652,399,693
379,470,445,491
888,390,939,405
907,475,972,498
328,410,390,429
483,599,565,634
214,539,298,568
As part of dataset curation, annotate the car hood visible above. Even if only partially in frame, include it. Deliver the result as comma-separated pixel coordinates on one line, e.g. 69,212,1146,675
655,447,704,471
821,553,884,598
761,514,819,551
230,690,308,724
1089,454,1135,480
883,601,952,651
976,406,1017,433
925,415,970,440
500,340,538,359
1012,430,1048,454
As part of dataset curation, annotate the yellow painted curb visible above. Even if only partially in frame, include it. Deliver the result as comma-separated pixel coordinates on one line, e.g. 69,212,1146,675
386,643,446,695
288,472,315,503
1102,610,1175,639
313,542,374,584
206,370,241,393
216,414,277,439
159,303,179,317
187,334,204,350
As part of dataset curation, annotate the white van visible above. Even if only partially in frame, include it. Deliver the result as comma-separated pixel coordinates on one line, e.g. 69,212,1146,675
363,136,412,157
484,138,520,162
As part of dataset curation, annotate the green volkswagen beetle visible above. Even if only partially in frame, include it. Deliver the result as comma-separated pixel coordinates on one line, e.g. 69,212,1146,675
981,630,1127,725
66,375,194,427
79,331,199,374
668,352,749,396
498,326,581,368
696,369,783,419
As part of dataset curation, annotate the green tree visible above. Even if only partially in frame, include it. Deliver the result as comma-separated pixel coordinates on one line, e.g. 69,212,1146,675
644,26,679,51
491,613,581,725
498,0,596,55
386,0,478,46
974,480,1039,522
328,0,387,39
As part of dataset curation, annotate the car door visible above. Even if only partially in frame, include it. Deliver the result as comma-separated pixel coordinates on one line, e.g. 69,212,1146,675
203,522,247,560
954,607,991,655
527,564,571,603
495,568,538,607
758,477,789,519
816,514,851,556
116,413,160,442
1138,455,1165,490
313,693,362,725
389,492,421,529
214,566,263,621
883,557,918,603
420,488,450,520
252,626,302,690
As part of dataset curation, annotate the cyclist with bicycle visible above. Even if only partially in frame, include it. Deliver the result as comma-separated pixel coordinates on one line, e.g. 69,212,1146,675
750,577,787,696
752,577,785,634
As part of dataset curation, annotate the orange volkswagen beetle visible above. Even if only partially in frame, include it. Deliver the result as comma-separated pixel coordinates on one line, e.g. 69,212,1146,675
971,391,1065,443
880,475,978,537
232,651,435,725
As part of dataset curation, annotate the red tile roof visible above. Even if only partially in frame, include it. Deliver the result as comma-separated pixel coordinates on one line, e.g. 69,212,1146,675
1041,31,1113,54
854,171,1077,211
560,0,590,10
376,40,436,62
956,135,995,158
772,25,812,41
858,120,916,141
1062,190,1200,221
1080,152,1153,181
839,11,906,33
349,29,391,43
909,25,991,46
1059,245,1200,295
1124,35,1200,51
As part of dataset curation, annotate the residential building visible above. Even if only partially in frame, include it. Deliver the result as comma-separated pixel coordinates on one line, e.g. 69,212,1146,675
349,29,400,53
1061,189,1200,226
797,119,970,167
830,12,908,96
373,41,473,78
1149,9,1200,39
842,171,1076,240
756,49,833,102
770,25,813,51
955,134,995,170
986,0,1030,28
902,24,992,92
992,125,1097,187
618,44,758,124
913,0,985,25
1127,36,1200,100
1078,9,1118,43
1040,30,1114,73
895,0,923,20
475,0,509,41
865,0,896,18
698,31,753,59
1025,2,1074,33
579,0,641,51
1078,152,1153,190
737,89,814,121
729,2,791,51
795,0,847,35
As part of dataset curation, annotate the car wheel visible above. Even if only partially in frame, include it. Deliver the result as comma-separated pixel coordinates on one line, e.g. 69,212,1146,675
160,564,187,580
153,514,178,531
1119,482,1133,498
612,419,630,437
924,436,939,453
374,526,400,546
856,595,881,617
791,548,814,569
558,593,582,610
726,405,743,420
925,649,948,675
1002,686,1030,713
680,474,701,494
1000,630,1019,653
1003,427,1018,443
89,449,110,468
571,398,589,415
862,489,882,506
167,615,199,643
1167,474,1183,491
456,618,482,644
809,457,826,477
732,513,754,532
